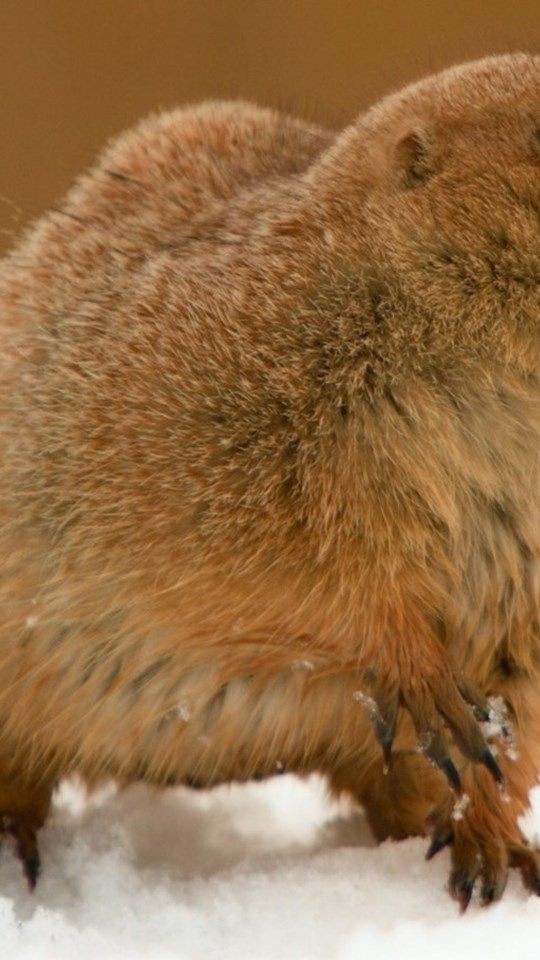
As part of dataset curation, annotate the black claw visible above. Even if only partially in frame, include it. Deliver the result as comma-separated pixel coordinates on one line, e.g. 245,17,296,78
531,876,540,896
357,687,398,769
480,882,496,905
482,748,504,784
458,680,491,723
441,757,462,794
480,878,506,905
22,851,40,890
5,825,41,891
423,729,462,794
373,716,395,768
426,831,453,860
451,874,474,912
472,705,491,723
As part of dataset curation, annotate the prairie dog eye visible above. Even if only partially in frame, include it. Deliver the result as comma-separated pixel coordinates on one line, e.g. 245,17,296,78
394,130,435,189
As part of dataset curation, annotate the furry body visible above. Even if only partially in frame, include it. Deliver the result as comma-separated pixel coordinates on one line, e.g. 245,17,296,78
0,54,538,903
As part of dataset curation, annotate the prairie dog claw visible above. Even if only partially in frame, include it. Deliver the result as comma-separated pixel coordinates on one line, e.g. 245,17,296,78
1,815,41,890
426,804,540,909
354,666,504,790
353,687,397,769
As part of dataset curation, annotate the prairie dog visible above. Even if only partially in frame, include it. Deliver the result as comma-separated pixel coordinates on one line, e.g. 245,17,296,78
0,54,538,907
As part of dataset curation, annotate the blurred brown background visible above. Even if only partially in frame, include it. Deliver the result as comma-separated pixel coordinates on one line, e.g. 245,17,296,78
1,0,537,251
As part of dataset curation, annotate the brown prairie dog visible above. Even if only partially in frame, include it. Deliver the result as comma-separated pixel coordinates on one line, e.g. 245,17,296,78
0,53,538,907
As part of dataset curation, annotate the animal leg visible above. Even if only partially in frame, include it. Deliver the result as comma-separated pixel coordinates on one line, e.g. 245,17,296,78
0,769,53,888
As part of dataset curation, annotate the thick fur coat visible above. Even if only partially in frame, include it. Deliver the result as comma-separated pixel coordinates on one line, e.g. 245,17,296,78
0,53,538,905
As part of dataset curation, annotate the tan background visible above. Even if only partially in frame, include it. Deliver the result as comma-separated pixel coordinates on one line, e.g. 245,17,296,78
1,0,538,251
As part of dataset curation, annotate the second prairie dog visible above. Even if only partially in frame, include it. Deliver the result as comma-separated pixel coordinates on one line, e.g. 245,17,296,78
0,53,538,903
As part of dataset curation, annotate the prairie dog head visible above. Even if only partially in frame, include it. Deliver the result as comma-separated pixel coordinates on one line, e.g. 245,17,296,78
312,54,539,371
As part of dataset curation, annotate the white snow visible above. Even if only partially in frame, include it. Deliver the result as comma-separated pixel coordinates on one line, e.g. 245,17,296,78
451,792,470,821
1,774,540,959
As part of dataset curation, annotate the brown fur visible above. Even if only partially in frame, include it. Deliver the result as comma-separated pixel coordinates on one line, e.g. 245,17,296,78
0,55,538,902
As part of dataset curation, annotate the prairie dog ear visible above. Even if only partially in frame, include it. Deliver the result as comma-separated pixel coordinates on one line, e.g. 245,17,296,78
393,130,436,189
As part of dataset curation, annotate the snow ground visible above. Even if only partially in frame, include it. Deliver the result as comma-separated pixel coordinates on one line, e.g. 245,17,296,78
1,775,540,960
